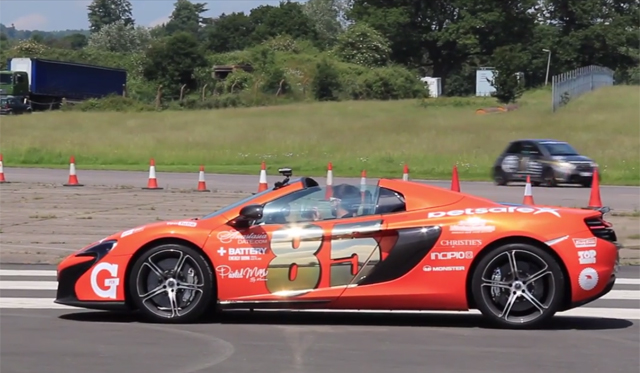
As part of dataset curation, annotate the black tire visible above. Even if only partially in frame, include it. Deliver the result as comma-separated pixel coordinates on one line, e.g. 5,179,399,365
471,242,565,329
581,179,592,188
493,167,508,186
128,243,215,323
542,168,557,187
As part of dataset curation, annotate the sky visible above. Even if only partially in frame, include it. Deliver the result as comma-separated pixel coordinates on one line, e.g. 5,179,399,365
0,0,306,31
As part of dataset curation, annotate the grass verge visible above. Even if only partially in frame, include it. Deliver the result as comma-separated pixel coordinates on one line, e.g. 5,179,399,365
1,86,638,185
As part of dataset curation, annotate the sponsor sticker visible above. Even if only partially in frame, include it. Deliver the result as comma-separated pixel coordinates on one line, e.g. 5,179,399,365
121,227,144,238
216,265,268,282
449,218,495,234
440,239,482,247
428,206,561,219
423,265,465,272
578,267,598,291
573,237,597,248
578,250,597,264
217,230,268,245
430,251,474,260
217,247,268,261
90,262,120,299
167,221,197,227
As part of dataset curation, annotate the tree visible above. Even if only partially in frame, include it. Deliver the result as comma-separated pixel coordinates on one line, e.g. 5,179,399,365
164,0,209,37
332,22,391,67
87,0,134,33
312,58,341,101
142,31,208,96
302,0,344,46
249,2,319,45
87,21,152,53
489,45,527,104
204,12,255,53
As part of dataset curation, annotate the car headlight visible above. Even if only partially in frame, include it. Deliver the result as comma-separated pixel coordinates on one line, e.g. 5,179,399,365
76,239,118,258
557,162,575,170
591,162,598,168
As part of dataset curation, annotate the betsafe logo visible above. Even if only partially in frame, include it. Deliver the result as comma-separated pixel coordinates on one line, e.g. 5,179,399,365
427,206,561,219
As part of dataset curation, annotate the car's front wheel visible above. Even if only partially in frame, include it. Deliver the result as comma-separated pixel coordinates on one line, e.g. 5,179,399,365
128,243,215,323
471,243,565,329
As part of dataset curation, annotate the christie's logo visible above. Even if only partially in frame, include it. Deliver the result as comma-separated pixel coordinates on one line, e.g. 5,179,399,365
217,230,268,244
428,206,561,218
440,240,482,246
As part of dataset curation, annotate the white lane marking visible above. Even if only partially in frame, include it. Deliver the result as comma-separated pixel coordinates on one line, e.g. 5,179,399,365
615,278,640,285
0,270,56,277
601,290,640,300
0,281,57,290
1,298,638,321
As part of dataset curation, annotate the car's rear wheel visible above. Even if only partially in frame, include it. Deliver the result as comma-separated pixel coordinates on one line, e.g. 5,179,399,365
542,168,557,187
128,243,214,323
471,243,565,329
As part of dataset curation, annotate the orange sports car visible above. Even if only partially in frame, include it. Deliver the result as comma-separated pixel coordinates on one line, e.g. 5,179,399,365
55,168,621,329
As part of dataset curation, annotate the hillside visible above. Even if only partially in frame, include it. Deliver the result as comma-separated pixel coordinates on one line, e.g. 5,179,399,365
1,85,638,185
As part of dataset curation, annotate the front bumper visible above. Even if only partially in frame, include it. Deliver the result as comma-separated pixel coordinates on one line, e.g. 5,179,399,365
54,241,129,311
554,167,599,183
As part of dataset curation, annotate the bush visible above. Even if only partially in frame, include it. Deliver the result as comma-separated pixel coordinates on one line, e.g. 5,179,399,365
346,66,427,100
312,58,341,101
61,95,156,112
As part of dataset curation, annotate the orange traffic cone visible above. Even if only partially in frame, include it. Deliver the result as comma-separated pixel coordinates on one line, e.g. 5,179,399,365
142,158,163,190
325,162,333,200
257,161,268,192
587,168,602,208
522,175,535,205
63,156,84,187
0,154,7,183
196,165,210,192
402,164,409,181
451,165,460,192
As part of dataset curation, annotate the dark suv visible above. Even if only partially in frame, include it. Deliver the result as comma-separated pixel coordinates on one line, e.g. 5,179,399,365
0,95,32,115
492,139,600,187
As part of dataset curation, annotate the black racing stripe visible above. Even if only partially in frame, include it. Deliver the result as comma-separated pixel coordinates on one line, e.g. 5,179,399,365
358,226,441,286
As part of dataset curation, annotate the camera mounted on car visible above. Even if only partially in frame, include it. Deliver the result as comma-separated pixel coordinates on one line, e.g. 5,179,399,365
274,167,293,189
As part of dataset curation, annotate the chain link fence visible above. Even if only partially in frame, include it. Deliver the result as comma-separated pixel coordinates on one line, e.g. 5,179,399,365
551,65,614,112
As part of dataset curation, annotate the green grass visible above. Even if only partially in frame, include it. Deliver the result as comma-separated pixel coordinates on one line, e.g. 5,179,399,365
1,86,639,185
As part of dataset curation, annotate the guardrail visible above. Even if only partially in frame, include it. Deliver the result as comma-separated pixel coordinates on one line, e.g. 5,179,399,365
551,65,614,112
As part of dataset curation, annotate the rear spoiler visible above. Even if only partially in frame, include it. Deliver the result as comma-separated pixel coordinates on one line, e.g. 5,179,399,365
582,206,611,216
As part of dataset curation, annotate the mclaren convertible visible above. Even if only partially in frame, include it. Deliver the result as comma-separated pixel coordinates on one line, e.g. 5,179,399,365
55,168,621,329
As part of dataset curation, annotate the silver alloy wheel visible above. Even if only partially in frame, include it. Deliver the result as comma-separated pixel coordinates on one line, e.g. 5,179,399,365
135,249,205,319
479,249,556,324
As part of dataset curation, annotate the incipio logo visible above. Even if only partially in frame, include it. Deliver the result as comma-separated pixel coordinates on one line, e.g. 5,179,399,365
427,206,561,218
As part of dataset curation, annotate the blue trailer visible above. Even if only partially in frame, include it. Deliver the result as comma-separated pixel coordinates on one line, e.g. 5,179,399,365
1,57,127,109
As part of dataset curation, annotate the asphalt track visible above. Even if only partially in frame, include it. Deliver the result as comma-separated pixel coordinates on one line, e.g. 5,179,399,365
4,166,640,211
0,264,639,373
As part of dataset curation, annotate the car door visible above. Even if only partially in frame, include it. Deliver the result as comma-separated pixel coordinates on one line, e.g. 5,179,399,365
516,141,544,180
212,184,387,305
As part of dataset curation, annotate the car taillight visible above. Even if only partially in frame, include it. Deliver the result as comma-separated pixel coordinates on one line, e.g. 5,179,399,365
585,216,617,242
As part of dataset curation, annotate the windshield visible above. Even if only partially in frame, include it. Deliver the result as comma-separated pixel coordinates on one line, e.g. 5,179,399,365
540,142,579,156
0,74,12,84
201,188,273,220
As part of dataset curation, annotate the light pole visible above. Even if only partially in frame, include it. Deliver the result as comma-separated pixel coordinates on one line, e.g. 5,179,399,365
543,49,551,86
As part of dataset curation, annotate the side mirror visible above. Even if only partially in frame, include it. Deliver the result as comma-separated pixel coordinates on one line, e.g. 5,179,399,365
239,204,263,220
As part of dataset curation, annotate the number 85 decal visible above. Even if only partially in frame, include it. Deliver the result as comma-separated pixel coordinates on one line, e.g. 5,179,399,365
266,220,383,295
